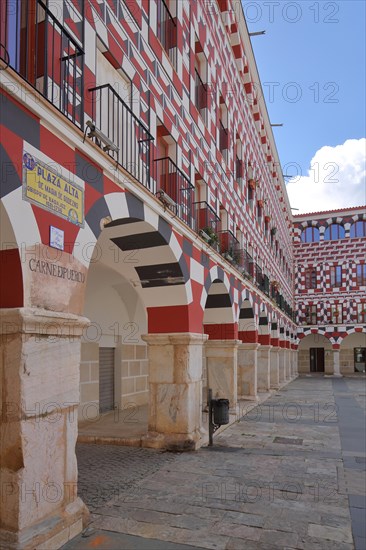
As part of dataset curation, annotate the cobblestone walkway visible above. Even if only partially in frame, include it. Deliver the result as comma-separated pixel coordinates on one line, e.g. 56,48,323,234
64,376,366,550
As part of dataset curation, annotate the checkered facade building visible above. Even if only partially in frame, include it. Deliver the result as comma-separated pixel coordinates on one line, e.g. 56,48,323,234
294,208,366,348
0,0,297,342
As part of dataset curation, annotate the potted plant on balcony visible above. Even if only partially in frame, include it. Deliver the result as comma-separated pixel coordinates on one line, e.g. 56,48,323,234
201,226,219,250
271,280,281,291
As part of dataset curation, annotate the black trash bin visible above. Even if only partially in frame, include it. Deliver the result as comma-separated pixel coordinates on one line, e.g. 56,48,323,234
212,398,230,425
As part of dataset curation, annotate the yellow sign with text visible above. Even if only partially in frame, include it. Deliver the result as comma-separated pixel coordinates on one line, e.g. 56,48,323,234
22,151,84,227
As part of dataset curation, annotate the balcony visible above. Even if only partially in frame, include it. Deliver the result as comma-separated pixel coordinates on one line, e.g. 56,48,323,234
218,230,239,263
238,250,255,279
0,0,84,128
154,157,193,227
193,201,220,249
88,84,153,190
157,0,177,69
255,264,266,292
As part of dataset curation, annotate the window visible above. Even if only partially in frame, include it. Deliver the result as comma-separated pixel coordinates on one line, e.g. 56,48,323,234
356,264,366,286
218,96,228,163
305,305,317,325
324,224,345,240
301,226,320,243
350,221,366,238
194,36,208,121
247,181,255,205
330,265,342,287
305,267,317,289
257,201,263,224
156,0,177,69
357,304,366,323
264,215,270,235
234,137,245,191
330,304,343,324
97,49,131,104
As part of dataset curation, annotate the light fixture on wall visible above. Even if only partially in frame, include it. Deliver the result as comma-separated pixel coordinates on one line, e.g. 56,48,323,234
249,31,266,37
155,189,177,209
84,121,119,153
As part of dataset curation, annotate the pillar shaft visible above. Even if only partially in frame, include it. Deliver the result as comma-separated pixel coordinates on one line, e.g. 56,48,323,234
237,343,259,400
257,345,272,392
270,347,280,389
0,308,89,550
278,348,286,383
205,339,240,411
142,333,207,451
333,349,342,377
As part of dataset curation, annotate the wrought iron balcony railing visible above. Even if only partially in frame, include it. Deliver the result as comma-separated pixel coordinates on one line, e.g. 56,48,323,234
154,157,193,227
193,201,220,232
157,0,177,69
89,84,153,190
0,0,84,128
217,230,239,262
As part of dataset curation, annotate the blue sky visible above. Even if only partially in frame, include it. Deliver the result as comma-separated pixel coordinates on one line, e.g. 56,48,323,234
243,0,366,211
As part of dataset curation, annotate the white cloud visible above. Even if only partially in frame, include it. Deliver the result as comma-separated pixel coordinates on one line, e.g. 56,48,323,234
286,138,366,214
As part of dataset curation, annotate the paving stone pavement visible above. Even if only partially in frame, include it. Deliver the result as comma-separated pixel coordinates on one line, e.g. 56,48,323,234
64,376,366,550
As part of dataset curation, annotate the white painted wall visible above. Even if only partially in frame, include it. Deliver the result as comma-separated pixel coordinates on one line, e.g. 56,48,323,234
83,262,147,346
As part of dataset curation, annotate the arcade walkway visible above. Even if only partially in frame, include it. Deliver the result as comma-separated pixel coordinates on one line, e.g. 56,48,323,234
64,376,366,550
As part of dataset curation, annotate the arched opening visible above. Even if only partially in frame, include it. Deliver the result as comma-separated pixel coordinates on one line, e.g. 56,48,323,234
298,333,332,374
0,203,23,307
340,332,366,374
324,223,345,240
202,270,237,412
269,315,280,388
78,193,193,444
257,307,271,391
237,292,257,399
258,307,270,344
238,297,256,343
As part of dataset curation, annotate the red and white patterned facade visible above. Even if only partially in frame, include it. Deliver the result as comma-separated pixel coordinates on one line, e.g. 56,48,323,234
294,207,366,373
1,0,362,547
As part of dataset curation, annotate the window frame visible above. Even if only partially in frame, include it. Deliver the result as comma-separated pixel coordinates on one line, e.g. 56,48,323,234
324,224,345,241
330,265,342,288
351,221,366,238
305,304,317,325
356,264,366,286
305,267,317,289
356,303,366,323
330,303,343,324
301,226,320,243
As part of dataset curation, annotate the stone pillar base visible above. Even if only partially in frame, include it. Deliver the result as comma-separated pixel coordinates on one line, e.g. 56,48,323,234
141,431,202,451
237,343,259,401
0,498,87,550
0,308,90,550
142,333,207,452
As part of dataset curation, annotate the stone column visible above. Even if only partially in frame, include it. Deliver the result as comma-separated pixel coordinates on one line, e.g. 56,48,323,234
292,349,299,378
141,333,208,451
257,345,272,392
285,349,292,380
278,348,286,383
270,347,280,389
237,343,259,400
333,349,343,377
0,308,89,550
205,339,240,413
